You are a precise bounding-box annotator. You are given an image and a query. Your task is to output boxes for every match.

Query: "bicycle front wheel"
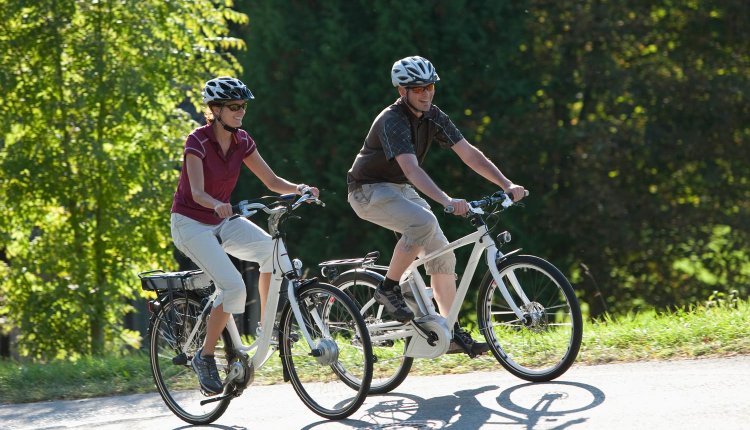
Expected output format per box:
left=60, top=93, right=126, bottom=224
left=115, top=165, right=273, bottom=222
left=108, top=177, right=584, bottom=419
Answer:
left=149, top=296, right=233, bottom=424
left=477, top=254, right=582, bottom=382
left=279, top=281, right=373, bottom=420
left=331, top=270, right=413, bottom=394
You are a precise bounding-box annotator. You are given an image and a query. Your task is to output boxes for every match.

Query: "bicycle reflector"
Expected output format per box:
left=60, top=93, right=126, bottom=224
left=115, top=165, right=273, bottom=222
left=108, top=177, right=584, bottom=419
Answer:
left=292, top=258, right=303, bottom=276
left=147, top=300, right=162, bottom=314
left=496, top=231, right=512, bottom=245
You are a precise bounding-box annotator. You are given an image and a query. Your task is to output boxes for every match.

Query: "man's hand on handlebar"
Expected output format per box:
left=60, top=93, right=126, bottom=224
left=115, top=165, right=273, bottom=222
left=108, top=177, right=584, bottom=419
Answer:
left=444, top=198, right=470, bottom=216
left=505, top=184, right=527, bottom=202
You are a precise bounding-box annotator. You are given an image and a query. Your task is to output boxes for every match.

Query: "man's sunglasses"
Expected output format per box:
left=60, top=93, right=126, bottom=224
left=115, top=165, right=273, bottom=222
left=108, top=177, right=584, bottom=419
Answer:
left=407, top=84, right=435, bottom=94
left=223, top=102, right=248, bottom=112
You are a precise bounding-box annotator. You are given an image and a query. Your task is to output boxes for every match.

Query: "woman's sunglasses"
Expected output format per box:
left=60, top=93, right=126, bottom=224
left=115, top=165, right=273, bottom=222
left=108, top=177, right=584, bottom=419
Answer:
left=223, top=102, right=248, bottom=112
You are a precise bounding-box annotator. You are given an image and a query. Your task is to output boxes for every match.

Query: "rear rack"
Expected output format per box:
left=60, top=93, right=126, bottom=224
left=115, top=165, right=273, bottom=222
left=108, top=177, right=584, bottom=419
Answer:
left=318, top=251, right=388, bottom=280
left=318, top=251, right=384, bottom=269
left=138, top=269, right=214, bottom=293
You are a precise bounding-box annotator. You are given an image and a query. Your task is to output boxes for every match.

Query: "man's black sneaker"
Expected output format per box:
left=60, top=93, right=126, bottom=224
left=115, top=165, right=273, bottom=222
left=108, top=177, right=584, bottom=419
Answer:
left=448, top=323, right=490, bottom=357
left=374, top=283, right=415, bottom=322
left=192, top=348, right=224, bottom=395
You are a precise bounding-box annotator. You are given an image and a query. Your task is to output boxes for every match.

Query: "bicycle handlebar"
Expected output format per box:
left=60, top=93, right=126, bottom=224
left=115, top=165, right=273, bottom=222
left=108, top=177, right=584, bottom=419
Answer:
left=231, top=188, right=324, bottom=218
left=444, top=190, right=529, bottom=214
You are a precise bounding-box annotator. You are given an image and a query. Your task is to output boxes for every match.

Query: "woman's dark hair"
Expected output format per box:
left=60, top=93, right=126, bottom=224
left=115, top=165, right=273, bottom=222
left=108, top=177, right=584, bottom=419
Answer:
left=204, top=102, right=222, bottom=124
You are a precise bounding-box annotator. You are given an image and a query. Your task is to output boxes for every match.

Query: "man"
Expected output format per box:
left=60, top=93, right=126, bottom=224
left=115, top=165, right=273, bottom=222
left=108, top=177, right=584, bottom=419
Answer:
left=346, top=56, right=527, bottom=356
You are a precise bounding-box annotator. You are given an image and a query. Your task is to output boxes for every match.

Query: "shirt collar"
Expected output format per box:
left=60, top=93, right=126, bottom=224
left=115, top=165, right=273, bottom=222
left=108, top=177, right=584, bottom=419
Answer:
left=204, top=123, right=238, bottom=146
left=395, top=97, right=435, bottom=121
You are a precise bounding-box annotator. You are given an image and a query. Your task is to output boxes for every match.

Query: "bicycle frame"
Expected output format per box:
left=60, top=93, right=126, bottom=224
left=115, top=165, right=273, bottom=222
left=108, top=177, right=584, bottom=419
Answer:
left=177, top=206, right=323, bottom=373
left=361, top=215, right=532, bottom=357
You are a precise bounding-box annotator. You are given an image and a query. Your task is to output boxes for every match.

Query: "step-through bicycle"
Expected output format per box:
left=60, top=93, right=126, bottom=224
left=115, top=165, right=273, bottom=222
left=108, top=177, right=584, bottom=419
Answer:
left=319, top=190, right=582, bottom=394
left=138, top=191, right=373, bottom=424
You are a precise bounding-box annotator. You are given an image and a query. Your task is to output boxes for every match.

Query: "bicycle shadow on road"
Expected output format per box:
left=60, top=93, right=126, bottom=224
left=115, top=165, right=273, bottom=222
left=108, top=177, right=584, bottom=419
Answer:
left=172, top=425, right=247, bottom=430
left=302, top=380, right=605, bottom=429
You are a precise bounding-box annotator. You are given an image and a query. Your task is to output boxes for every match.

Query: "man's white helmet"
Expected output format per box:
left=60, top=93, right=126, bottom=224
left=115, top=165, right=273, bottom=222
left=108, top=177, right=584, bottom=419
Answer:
left=202, top=76, right=254, bottom=103
left=391, top=56, right=440, bottom=87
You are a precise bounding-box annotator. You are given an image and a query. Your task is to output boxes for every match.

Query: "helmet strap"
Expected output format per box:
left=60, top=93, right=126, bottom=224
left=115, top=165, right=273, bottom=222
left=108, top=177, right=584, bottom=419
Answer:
left=216, top=116, right=239, bottom=132
left=215, top=106, right=240, bottom=132
left=402, top=91, right=428, bottom=115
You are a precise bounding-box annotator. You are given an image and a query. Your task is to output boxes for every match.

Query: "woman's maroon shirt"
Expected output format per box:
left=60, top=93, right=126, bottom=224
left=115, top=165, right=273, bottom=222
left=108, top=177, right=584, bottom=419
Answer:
left=171, top=124, right=257, bottom=225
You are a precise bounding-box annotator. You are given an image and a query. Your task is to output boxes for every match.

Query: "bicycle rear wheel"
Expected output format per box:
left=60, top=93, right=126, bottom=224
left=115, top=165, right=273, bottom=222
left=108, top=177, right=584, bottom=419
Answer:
left=149, top=296, right=233, bottom=424
left=279, top=281, right=373, bottom=420
left=331, top=270, right=413, bottom=394
left=477, top=254, right=582, bottom=382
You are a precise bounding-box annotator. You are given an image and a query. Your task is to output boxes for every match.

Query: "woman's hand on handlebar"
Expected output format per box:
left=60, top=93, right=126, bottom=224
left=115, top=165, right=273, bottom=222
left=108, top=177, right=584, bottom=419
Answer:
left=213, top=202, right=234, bottom=218
left=296, top=183, right=320, bottom=198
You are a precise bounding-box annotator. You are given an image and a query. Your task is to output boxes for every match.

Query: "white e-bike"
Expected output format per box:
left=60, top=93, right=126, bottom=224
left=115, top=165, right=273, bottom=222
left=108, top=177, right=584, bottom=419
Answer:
left=139, top=191, right=373, bottom=424
left=319, top=191, right=582, bottom=394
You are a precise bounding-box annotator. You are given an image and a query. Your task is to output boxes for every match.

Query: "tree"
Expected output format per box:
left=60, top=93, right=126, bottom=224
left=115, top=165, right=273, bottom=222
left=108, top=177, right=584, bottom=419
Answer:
left=232, top=0, right=749, bottom=318
left=515, top=0, right=750, bottom=315
left=0, top=0, right=247, bottom=359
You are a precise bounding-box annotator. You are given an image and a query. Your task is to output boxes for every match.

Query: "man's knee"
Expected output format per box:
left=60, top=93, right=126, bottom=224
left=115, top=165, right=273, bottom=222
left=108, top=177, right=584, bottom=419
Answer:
left=402, top=216, right=439, bottom=247
left=425, top=252, right=457, bottom=275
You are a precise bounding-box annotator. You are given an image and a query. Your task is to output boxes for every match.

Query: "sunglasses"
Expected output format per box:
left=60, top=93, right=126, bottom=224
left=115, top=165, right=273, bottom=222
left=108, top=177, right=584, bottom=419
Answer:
left=407, top=84, right=435, bottom=94
left=223, top=102, right=247, bottom=112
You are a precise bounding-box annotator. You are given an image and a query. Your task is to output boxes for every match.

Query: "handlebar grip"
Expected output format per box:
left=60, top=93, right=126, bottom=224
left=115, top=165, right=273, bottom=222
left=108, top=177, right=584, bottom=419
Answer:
left=503, top=189, right=530, bottom=202
left=231, top=203, right=243, bottom=215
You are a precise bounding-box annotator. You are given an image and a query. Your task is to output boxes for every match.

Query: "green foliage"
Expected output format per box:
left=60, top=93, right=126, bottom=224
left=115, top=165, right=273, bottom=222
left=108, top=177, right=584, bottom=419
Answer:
left=232, top=0, right=749, bottom=318
left=1, top=0, right=748, bottom=359
left=2, top=297, right=748, bottom=403
left=513, top=0, right=750, bottom=315
left=0, top=352, right=153, bottom=403
left=0, top=0, right=247, bottom=359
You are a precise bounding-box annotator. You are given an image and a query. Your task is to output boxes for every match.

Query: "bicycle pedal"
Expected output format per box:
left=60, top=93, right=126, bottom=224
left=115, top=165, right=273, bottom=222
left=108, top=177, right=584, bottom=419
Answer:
left=374, top=340, right=394, bottom=347
left=172, top=352, right=188, bottom=365
left=199, top=387, right=219, bottom=398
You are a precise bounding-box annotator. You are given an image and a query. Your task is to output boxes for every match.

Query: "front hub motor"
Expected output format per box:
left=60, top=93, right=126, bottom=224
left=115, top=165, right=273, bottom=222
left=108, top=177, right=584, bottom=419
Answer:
left=313, top=338, right=339, bottom=365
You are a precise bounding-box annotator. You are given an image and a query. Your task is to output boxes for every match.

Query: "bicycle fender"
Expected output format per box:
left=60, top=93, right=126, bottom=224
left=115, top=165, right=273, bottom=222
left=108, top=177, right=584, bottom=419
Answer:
left=334, top=268, right=385, bottom=284
left=496, top=248, right=522, bottom=263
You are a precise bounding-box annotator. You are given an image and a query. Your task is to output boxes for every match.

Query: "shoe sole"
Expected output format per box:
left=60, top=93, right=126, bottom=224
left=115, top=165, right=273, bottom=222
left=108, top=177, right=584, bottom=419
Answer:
left=191, top=361, right=223, bottom=395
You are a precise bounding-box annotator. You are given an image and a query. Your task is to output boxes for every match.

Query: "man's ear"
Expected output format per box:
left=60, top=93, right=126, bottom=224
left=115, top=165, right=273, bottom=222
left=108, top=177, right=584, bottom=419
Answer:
left=397, top=86, right=407, bottom=97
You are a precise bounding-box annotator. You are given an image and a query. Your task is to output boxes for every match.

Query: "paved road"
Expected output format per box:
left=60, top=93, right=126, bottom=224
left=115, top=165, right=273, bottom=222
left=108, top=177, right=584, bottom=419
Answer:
left=2, top=355, right=749, bottom=429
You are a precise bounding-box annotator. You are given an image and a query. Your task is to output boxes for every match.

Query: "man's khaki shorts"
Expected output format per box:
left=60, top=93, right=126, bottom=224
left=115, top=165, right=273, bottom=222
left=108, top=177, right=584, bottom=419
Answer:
left=348, top=182, right=456, bottom=275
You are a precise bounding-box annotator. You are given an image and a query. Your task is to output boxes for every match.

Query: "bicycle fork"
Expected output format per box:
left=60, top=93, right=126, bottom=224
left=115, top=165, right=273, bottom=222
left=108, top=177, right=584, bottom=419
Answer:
left=487, top=245, right=534, bottom=325
left=286, top=278, right=339, bottom=364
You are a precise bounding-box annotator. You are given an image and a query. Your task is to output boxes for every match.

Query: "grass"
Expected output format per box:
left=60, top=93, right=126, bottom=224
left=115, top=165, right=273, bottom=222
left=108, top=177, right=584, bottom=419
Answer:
left=1, top=298, right=748, bottom=404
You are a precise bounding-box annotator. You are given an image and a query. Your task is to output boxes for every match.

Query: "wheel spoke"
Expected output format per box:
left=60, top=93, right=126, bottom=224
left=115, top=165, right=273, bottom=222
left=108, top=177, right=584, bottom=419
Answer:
left=327, top=273, right=414, bottom=395
left=149, top=297, right=232, bottom=424
left=478, top=256, right=582, bottom=382
left=281, top=283, right=372, bottom=419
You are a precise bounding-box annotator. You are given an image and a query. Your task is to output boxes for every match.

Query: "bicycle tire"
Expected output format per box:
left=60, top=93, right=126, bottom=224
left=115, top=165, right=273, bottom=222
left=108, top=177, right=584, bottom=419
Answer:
left=279, top=281, right=373, bottom=420
left=330, top=270, right=413, bottom=395
left=149, top=296, right=233, bottom=424
left=477, top=254, right=582, bottom=382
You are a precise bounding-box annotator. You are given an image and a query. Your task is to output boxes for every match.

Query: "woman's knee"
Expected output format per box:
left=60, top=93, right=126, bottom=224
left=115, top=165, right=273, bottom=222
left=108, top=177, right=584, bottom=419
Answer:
left=218, top=278, right=247, bottom=314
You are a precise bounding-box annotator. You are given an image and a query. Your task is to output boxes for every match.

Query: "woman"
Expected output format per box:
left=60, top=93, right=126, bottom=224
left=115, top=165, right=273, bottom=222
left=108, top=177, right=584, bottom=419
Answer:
left=170, top=76, right=319, bottom=395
